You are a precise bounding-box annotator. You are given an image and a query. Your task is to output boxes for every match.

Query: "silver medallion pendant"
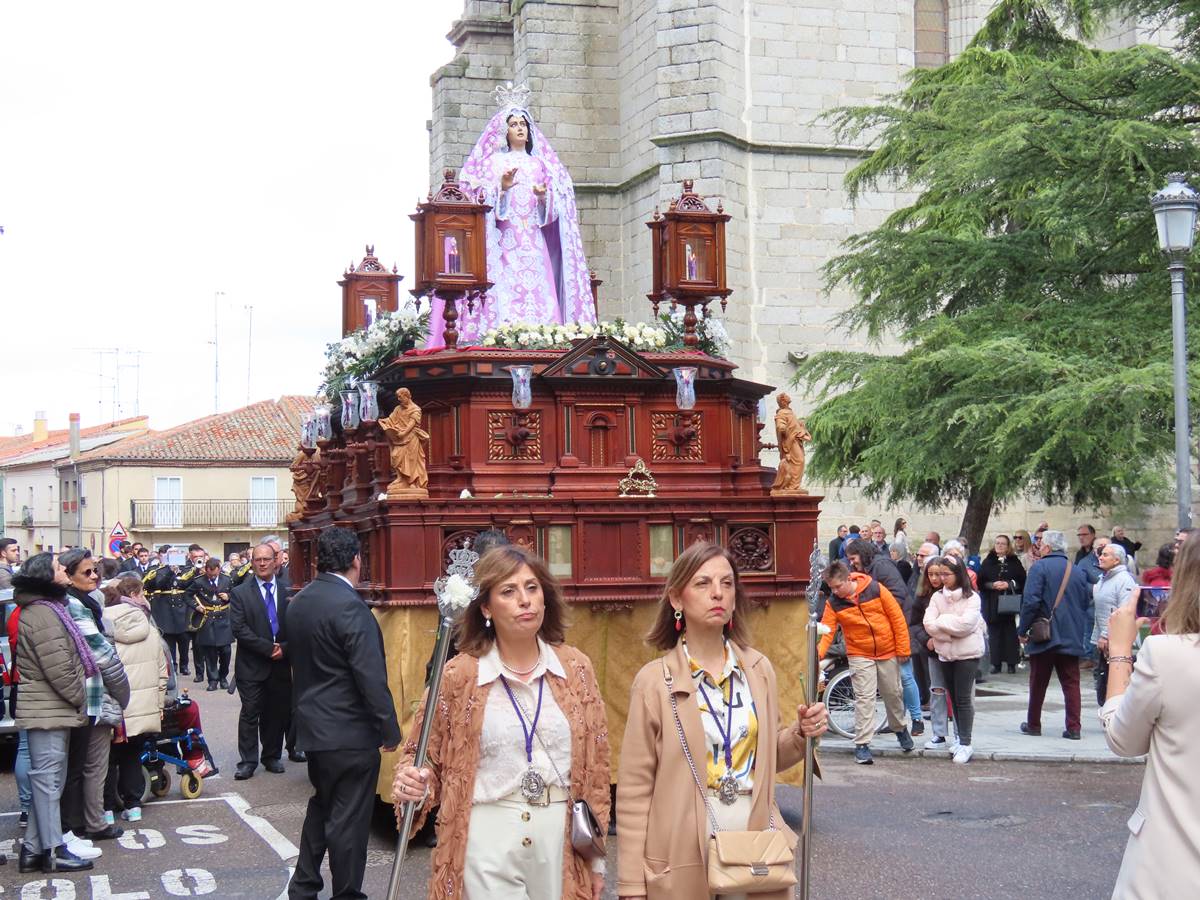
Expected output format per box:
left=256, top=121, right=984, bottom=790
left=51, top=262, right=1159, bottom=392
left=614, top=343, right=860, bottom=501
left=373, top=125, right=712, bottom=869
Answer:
left=521, top=768, right=547, bottom=803
left=718, top=771, right=739, bottom=805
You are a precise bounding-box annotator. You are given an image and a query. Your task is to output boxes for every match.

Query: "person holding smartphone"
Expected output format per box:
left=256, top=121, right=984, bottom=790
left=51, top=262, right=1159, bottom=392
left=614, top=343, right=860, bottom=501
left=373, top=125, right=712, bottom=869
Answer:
left=1100, top=531, right=1200, bottom=897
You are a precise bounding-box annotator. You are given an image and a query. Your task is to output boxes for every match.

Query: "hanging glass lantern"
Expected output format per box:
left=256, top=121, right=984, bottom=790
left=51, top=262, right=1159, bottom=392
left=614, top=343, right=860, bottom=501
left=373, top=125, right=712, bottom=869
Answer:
left=358, top=380, right=381, bottom=423
left=340, top=390, right=361, bottom=430
left=673, top=366, right=698, bottom=410
left=300, top=412, right=316, bottom=450
left=510, top=365, right=533, bottom=410
left=313, top=405, right=333, bottom=442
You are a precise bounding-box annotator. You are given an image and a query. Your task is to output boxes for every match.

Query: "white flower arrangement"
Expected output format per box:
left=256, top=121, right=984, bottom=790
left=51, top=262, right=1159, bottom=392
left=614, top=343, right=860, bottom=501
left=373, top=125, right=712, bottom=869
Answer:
left=480, top=319, right=669, bottom=352
left=660, top=304, right=733, bottom=359
left=438, top=573, right=476, bottom=613
left=319, top=297, right=430, bottom=396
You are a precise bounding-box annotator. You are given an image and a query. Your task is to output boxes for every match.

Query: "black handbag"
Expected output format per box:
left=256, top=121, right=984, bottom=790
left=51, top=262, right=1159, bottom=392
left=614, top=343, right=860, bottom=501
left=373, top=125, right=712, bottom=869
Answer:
left=997, top=593, right=1023, bottom=615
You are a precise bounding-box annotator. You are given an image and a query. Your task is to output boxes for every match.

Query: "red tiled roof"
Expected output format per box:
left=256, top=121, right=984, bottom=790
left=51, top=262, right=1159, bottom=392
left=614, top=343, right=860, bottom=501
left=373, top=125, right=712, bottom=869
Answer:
left=71, top=397, right=317, bottom=465
left=0, top=416, right=148, bottom=463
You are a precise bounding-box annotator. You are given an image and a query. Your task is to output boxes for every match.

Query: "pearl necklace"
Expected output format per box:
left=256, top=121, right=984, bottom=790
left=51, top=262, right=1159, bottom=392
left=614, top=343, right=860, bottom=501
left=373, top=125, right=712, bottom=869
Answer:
left=499, top=654, right=538, bottom=678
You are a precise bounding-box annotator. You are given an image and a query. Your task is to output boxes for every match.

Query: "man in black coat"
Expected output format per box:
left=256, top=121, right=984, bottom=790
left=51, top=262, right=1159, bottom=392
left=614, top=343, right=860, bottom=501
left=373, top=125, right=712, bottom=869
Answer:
left=286, top=526, right=400, bottom=900
left=229, top=543, right=291, bottom=779
left=187, top=557, right=234, bottom=691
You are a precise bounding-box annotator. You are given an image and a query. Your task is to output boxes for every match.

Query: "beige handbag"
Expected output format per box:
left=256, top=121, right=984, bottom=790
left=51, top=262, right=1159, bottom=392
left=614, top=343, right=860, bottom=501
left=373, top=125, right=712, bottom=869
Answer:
left=663, top=662, right=798, bottom=894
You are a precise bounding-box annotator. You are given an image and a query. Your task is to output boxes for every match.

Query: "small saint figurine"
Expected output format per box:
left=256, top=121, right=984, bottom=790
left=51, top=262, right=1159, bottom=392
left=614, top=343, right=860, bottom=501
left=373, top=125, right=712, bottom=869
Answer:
left=770, top=393, right=811, bottom=495
left=286, top=447, right=316, bottom=521
left=380, top=387, right=430, bottom=498
left=685, top=242, right=698, bottom=281
left=444, top=235, right=461, bottom=275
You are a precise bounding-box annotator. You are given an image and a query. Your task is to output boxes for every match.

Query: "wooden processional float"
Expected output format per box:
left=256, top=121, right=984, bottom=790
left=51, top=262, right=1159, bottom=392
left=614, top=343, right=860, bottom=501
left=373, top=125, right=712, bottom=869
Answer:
left=286, top=176, right=822, bottom=807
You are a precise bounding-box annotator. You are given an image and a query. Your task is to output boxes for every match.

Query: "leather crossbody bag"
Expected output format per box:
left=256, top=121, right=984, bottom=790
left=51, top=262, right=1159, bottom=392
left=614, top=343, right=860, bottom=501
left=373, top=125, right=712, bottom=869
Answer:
left=1029, top=561, right=1072, bottom=643
left=663, top=662, right=797, bottom=894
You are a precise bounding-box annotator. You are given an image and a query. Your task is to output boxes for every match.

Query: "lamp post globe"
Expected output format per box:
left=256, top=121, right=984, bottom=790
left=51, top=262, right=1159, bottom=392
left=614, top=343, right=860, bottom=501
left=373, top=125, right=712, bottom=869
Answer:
left=1151, top=173, right=1199, bottom=530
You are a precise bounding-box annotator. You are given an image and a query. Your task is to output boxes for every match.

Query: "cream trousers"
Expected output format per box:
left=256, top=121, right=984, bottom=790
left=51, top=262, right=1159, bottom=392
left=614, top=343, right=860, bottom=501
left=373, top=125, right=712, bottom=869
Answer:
left=849, top=655, right=909, bottom=745
left=464, top=797, right=567, bottom=900
left=706, top=792, right=753, bottom=900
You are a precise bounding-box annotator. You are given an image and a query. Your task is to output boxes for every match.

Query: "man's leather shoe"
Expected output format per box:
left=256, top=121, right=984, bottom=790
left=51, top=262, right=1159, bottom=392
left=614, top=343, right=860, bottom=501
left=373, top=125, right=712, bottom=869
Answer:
left=219, top=678, right=228, bottom=689
left=82, top=825, right=123, bottom=841
left=179, top=666, right=189, bottom=676
left=1020, top=722, right=1042, bottom=736
left=234, top=766, right=255, bottom=781
left=45, top=845, right=94, bottom=872
left=193, top=673, right=205, bottom=683
left=288, top=750, right=307, bottom=763
left=263, top=760, right=285, bottom=774
left=1063, top=730, right=1082, bottom=740
left=206, top=682, right=218, bottom=691
left=18, top=845, right=44, bottom=873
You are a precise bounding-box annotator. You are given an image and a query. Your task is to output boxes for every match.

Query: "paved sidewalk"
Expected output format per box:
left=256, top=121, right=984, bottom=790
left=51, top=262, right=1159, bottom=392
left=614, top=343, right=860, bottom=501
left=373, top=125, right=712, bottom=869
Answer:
left=820, top=666, right=1146, bottom=765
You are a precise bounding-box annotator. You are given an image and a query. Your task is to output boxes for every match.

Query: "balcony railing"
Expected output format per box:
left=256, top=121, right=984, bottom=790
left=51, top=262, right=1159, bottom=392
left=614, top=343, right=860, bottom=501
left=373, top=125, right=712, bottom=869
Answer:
left=130, top=499, right=292, bottom=530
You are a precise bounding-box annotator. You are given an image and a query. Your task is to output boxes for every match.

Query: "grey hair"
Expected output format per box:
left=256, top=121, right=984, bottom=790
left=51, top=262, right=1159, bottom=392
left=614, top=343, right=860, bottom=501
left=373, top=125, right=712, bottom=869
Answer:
left=1103, top=543, right=1127, bottom=564
left=943, top=539, right=966, bottom=558
left=1042, top=530, right=1068, bottom=552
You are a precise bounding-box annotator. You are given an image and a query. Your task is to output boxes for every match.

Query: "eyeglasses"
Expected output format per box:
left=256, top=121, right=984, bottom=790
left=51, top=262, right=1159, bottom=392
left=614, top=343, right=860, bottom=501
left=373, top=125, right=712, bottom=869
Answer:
left=80, top=568, right=97, bottom=576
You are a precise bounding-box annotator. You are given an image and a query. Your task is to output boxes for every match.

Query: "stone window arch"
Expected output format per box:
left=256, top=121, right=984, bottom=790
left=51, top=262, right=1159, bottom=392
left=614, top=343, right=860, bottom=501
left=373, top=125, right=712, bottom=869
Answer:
left=915, top=0, right=950, bottom=68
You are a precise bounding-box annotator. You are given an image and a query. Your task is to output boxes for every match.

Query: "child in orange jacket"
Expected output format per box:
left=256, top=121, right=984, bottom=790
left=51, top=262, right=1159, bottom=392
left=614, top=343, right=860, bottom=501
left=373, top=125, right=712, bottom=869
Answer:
left=819, top=561, right=913, bottom=764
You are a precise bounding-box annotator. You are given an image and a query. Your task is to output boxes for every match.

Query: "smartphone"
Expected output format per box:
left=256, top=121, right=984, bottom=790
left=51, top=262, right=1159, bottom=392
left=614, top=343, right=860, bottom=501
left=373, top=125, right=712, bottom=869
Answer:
left=1136, top=586, right=1169, bottom=619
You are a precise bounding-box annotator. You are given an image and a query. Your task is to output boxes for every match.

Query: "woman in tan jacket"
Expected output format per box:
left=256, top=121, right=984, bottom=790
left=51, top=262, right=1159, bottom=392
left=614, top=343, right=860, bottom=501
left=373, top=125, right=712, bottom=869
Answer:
left=102, top=574, right=171, bottom=818
left=617, top=542, right=828, bottom=900
left=393, top=545, right=610, bottom=899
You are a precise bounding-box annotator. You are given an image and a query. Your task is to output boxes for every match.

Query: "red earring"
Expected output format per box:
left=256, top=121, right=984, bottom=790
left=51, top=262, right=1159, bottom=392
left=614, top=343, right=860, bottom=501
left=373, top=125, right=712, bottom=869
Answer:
left=674, top=609, right=683, bottom=632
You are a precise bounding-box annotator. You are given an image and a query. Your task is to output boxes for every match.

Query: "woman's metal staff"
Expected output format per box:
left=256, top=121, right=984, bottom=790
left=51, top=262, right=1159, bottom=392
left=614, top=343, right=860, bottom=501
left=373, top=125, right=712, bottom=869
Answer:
left=799, top=540, right=827, bottom=900
left=385, top=544, right=479, bottom=900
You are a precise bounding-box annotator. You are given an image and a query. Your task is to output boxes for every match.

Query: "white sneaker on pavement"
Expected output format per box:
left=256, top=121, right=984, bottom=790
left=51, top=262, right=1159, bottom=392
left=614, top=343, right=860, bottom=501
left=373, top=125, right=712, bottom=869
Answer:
left=63, top=832, right=102, bottom=860
left=952, top=744, right=974, bottom=764
left=121, top=807, right=142, bottom=822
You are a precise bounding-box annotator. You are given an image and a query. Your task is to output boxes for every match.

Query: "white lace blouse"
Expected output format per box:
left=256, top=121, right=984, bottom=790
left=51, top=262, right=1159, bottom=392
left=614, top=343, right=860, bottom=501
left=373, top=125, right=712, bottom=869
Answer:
left=472, top=638, right=572, bottom=805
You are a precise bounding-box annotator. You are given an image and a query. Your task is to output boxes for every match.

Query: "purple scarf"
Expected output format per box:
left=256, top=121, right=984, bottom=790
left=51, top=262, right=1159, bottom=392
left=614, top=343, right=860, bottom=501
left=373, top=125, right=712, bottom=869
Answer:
left=32, top=599, right=99, bottom=678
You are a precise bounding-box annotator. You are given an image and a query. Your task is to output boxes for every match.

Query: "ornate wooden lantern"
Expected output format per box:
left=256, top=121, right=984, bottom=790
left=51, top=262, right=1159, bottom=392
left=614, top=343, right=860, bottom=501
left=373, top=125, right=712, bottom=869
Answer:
left=411, top=169, right=492, bottom=350
left=339, top=245, right=402, bottom=338
left=646, top=180, right=732, bottom=348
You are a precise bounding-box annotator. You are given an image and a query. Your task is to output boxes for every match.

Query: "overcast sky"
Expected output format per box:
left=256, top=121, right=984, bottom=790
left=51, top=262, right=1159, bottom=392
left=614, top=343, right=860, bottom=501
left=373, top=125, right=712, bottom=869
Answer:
left=0, top=2, right=460, bottom=437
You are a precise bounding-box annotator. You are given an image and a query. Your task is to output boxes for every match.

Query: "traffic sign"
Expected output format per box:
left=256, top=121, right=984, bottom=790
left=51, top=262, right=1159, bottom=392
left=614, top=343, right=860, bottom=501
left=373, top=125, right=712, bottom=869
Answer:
left=109, top=521, right=129, bottom=556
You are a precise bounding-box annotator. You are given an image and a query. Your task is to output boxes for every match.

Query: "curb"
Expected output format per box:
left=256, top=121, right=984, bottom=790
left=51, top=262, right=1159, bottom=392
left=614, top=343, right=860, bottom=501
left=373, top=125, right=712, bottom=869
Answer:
left=819, top=742, right=1146, bottom=765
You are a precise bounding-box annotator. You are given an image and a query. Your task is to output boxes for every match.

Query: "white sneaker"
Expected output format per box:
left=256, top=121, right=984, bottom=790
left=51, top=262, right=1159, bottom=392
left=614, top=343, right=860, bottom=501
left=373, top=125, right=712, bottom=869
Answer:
left=952, top=744, right=974, bottom=764
left=63, top=832, right=102, bottom=860
left=924, top=736, right=952, bottom=751
left=103, top=810, right=115, bottom=826
left=121, top=807, right=142, bottom=822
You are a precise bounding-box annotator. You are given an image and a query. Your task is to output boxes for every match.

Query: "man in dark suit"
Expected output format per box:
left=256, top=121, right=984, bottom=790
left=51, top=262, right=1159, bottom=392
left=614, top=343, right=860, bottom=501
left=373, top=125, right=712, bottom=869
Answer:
left=286, top=526, right=400, bottom=900
left=259, top=534, right=303, bottom=762
left=229, top=542, right=291, bottom=779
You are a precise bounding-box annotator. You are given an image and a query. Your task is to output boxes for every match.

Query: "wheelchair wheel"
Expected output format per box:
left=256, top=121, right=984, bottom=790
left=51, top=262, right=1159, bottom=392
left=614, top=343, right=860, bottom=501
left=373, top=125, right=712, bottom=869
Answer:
left=824, top=667, right=887, bottom=740
left=181, top=771, right=203, bottom=799
left=149, top=767, right=172, bottom=798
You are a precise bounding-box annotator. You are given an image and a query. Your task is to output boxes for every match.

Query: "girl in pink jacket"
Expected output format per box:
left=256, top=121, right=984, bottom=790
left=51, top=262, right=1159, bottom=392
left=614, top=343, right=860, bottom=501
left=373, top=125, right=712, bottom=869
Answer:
left=923, top=555, right=985, bottom=764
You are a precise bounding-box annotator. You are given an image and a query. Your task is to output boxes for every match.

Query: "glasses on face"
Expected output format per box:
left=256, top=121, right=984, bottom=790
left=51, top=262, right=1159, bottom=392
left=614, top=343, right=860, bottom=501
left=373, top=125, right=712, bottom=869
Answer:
left=80, top=567, right=97, bottom=576
left=1077, top=532, right=1090, bottom=538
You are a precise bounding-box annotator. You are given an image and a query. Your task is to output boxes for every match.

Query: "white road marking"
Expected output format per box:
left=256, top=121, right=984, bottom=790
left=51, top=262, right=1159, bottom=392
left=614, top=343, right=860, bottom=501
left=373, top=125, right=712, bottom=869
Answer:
left=219, top=792, right=299, bottom=860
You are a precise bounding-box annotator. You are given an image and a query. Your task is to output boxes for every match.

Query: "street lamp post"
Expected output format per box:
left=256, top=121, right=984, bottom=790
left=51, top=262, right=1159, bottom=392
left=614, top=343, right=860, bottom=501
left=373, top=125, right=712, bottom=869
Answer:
left=1151, top=174, right=1199, bottom=531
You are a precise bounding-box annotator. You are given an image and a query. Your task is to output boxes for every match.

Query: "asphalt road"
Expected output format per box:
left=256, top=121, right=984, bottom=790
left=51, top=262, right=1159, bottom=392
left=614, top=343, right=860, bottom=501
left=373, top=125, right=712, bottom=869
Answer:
left=1, top=675, right=1145, bottom=898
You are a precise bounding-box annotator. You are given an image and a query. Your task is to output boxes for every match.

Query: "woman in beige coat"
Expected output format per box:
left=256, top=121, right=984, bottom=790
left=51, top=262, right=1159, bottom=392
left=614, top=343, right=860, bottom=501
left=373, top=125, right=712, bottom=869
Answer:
left=1100, top=531, right=1200, bottom=899
left=617, top=542, right=828, bottom=900
left=102, top=574, right=169, bottom=818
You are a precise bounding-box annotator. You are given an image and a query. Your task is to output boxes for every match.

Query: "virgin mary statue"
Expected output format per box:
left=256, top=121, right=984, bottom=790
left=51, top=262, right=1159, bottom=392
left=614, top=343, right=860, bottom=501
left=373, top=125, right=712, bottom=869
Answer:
left=424, top=82, right=597, bottom=348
